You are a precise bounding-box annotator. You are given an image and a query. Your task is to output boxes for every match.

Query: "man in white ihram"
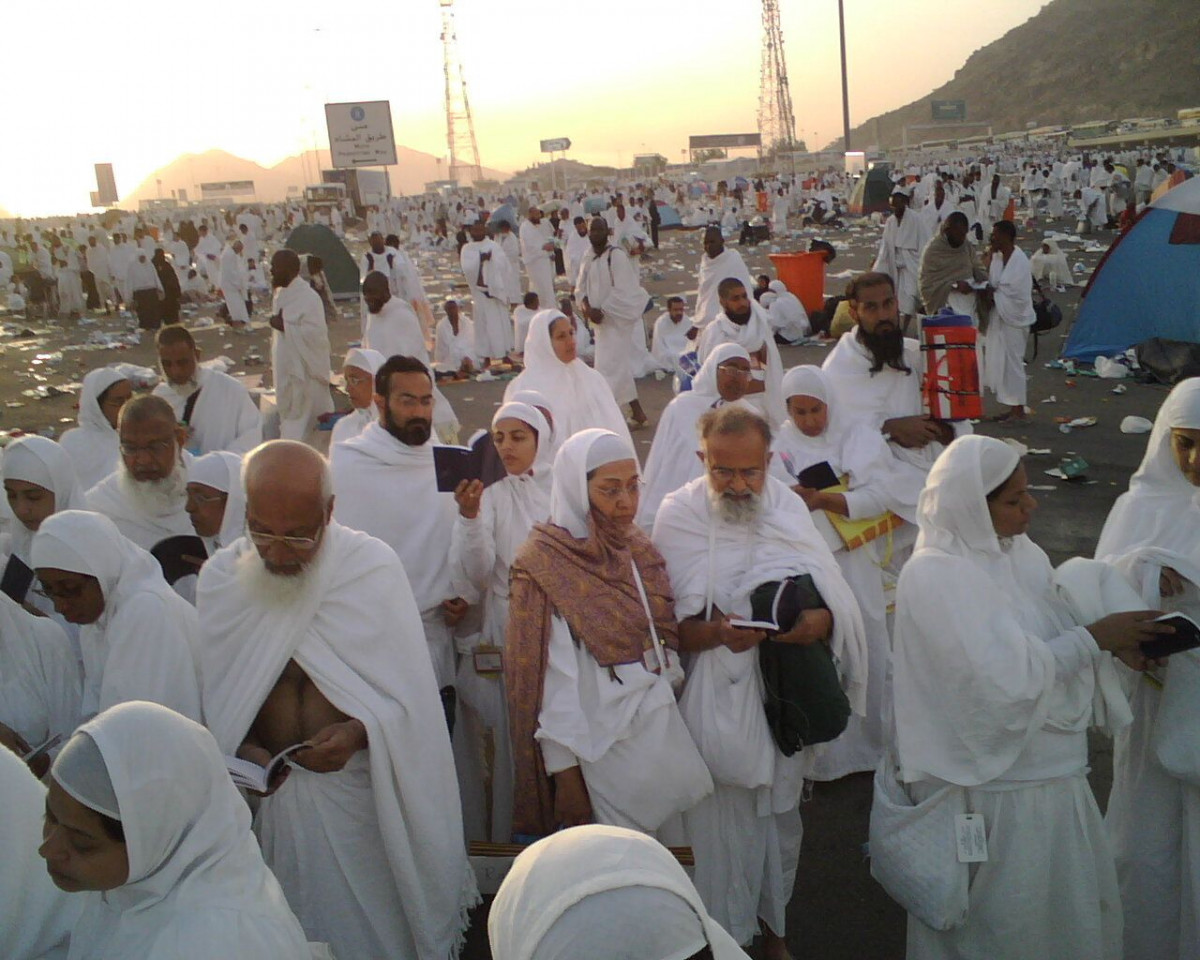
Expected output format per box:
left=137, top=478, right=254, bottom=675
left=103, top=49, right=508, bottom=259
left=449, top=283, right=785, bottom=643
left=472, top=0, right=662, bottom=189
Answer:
left=653, top=405, right=866, bottom=960
left=268, top=249, right=333, bottom=445
left=695, top=226, right=755, bottom=327
left=197, top=440, right=478, bottom=960
left=981, top=219, right=1036, bottom=423
left=520, top=203, right=557, bottom=308
left=872, top=187, right=932, bottom=331
left=460, top=216, right=519, bottom=368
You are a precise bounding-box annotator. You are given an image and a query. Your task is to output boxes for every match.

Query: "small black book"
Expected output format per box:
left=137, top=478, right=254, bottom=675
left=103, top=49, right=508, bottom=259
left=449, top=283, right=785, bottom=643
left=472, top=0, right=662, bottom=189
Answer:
left=151, top=535, right=208, bottom=585
left=1142, top=613, right=1200, bottom=660
left=433, top=430, right=507, bottom=493
left=796, top=460, right=840, bottom=491
left=0, top=554, right=35, bottom=603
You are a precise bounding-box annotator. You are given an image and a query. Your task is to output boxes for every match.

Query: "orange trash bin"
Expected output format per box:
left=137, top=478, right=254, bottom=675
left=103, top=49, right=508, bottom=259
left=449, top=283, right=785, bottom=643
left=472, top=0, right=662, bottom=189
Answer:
left=768, top=252, right=826, bottom=315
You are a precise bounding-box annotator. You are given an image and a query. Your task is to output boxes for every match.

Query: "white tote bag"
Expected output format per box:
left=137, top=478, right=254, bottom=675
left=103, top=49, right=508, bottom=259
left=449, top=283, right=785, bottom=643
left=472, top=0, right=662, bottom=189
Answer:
left=868, top=747, right=970, bottom=931
left=1153, top=650, right=1200, bottom=788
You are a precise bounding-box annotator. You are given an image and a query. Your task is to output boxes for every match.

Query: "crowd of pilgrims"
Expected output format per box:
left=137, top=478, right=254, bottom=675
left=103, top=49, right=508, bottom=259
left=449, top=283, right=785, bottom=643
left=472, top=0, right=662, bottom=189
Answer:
left=2, top=157, right=1198, bottom=960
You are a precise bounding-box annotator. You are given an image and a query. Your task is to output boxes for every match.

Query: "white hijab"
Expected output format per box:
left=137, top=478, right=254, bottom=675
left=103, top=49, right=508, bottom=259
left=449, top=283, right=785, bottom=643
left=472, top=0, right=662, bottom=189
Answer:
left=60, top=369, right=127, bottom=490
left=508, top=387, right=560, bottom=456
left=2, top=435, right=87, bottom=561
left=488, top=824, right=748, bottom=960
left=187, top=451, right=245, bottom=552
left=504, top=310, right=633, bottom=451
left=489, top=402, right=554, bottom=566
left=51, top=701, right=310, bottom=960
left=550, top=429, right=636, bottom=539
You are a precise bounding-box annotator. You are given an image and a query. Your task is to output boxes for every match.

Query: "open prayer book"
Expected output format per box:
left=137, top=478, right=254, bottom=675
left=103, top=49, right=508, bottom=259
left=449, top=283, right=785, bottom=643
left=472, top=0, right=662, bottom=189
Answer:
left=225, top=743, right=309, bottom=793
left=433, top=429, right=507, bottom=493
left=729, top=579, right=793, bottom=633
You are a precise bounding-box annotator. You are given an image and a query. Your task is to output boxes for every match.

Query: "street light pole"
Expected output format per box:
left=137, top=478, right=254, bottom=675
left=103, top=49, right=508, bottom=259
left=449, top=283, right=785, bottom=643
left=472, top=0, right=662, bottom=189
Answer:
left=838, top=0, right=851, bottom=152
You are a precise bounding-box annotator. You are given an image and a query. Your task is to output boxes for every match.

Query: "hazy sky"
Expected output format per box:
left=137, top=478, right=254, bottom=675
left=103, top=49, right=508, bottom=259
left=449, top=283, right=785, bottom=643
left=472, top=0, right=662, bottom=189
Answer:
left=4, top=0, right=1050, bottom=216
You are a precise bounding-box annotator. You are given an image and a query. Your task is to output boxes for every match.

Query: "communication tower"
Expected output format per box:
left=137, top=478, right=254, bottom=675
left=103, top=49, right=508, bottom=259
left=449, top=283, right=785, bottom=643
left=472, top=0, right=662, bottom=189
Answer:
left=757, top=0, right=798, bottom=159
left=439, top=0, right=483, bottom=186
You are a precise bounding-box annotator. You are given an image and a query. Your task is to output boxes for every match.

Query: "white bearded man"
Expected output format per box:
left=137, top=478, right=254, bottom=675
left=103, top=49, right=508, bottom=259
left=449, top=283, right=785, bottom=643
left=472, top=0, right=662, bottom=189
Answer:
left=268, top=249, right=333, bottom=445
left=872, top=188, right=932, bottom=330
left=695, top=226, right=755, bottom=328
left=652, top=405, right=866, bottom=960
left=152, top=324, right=262, bottom=456
left=460, top=216, right=519, bottom=367
left=196, top=440, right=478, bottom=960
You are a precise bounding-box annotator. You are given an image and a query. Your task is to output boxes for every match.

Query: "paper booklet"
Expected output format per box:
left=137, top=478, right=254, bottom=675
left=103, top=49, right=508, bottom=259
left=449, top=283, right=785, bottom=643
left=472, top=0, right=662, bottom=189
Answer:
left=225, top=743, right=309, bottom=793
left=1143, top=612, right=1200, bottom=660
left=729, top=580, right=788, bottom=633
left=433, top=429, right=507, bottom=493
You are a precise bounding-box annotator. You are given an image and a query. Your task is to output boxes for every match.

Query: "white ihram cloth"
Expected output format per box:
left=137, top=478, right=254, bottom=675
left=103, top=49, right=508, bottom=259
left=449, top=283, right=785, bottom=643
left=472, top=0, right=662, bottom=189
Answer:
left=152, top=366, right=261, bottom=456
left=186, top=451, right=245, bottom=554
left=330, top=347, right=386, bottom=449
left=636, top=343, right=751, bottom=531
left=520, top=219, right=557, bottom=307
left=60, top=368, right=126, bottom=490
left=1030, top=240, right=1071, bottom=287
left=461, top=238, right=518, bottom=359
left=1094, top=377, right=1200, bottom=960
left=488, top=824, right=750, bottom=960
left=695, top=247, right=754, bottom=328
left=198, top=523, right=477, bottom=960
left=765, top=280, right=809, bottom=342
left=575, top=244, right=649, bottom=406
left=982, top=246, right=1035, bottom=408
left=52, top=702, right=311, bottom=960
left=872, top=209, right=932, bottom=315
left=649, top=310, right=695, bottom=373
left=2, top=747, right=80, bottom=960
left=362, top=299, right=458, bottom=436
left=219, top=247, right=248, bottom=325
left=891, top=435, right=1126, bottom=960
left=822, top=330, right=971, bottom=474
left=31, top=511, right=200, bottom=724
left=769, top=366, right=924, bottom=779
left=503, top=310, right=633, bottom=451
left=330, top=422, right=461, bottom=687
left=434, top=315, right=478, bottom=371
left=652, top=475, right=866, bottom=943
left=695, top=305, right=786, bottom=425
left=450, top=402, right=553, bottom=843
left=85, top=461, right=194, bottom=552
left=534, top=430, right=712, bottom=835
left=271, top=275, right=333, bottom=444
left=0, top=589, right=81, bottom=756
left=511, top=305, right=537, bottom=354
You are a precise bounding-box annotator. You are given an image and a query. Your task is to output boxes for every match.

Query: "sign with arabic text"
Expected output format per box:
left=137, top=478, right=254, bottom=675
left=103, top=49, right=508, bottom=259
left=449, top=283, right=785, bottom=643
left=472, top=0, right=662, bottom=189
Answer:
left=325, top=101, right=398, bottom=168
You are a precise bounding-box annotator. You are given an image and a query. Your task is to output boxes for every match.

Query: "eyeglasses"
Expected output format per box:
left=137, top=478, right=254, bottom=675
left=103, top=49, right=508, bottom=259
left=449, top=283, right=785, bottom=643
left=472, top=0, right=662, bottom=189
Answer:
left=709, top=467, right=765, bottom=483
left=590, top=478, right=644, bottom=501
left=245, top=523, right=323, bottom=551
left=345, top=372, right=373, bottom=387
left=716, top=363, right=752, bottom=377
left=33, top=580, right=86, bottom=601
left=119, top=440, right=175, bottom=458
left=186, top=489, right=227, bottom=506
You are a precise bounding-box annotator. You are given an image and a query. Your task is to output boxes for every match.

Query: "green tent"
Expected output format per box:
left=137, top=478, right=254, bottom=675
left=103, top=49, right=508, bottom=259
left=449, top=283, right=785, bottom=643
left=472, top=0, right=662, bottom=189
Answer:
left=285, top=224, right=359, bottom=300
left=848, top=164, right=893, bottom=217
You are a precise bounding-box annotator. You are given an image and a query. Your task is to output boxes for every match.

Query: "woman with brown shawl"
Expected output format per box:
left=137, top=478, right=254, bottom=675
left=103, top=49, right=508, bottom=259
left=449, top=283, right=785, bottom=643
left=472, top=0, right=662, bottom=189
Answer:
left=507, top=429, right=712, bottom=841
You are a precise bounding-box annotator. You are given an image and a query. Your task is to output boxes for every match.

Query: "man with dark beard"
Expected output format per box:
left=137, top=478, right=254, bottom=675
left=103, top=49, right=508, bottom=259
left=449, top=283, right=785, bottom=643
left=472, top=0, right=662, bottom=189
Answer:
left=821, top=272, right=970, bottom=473
left=328, top=355, right=469, bottom=698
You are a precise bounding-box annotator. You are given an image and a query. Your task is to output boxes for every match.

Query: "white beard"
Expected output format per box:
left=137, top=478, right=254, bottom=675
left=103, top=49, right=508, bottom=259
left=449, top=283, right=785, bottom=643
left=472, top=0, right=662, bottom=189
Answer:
left=118, top=460, right=187, bottom=517
left=234, top=536, right=326, bottom=608
left=707, top=482, right=763, bottom=527
left=166, top=377, right=199, bottom=397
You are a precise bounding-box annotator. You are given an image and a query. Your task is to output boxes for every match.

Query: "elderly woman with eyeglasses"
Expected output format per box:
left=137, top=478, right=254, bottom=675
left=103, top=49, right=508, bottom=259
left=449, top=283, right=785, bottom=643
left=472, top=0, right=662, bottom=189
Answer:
left=30, top=510, right=201, bottom=724
left=506, top=429, right=713, bottom=842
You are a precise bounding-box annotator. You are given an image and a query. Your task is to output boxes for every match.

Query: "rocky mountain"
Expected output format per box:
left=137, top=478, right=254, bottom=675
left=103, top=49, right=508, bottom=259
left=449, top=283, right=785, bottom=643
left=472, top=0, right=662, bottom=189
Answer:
left=123, top=147, right=510, bottom=205
left=830, top=0, right=1200, bottom=151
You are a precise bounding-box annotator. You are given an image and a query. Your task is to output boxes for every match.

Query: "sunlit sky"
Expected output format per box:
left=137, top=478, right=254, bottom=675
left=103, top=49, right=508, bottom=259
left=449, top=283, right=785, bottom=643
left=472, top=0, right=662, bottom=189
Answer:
left=5, top=0, right=1050, bottom=217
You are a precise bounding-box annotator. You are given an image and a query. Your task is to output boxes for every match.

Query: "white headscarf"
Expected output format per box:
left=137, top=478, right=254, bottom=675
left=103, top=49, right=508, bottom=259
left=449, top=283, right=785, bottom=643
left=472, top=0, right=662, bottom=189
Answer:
left=1, top=434, right=86, bottom=560
left=187, top=451, right=245, bottom=551
left=504, top=310, right=633, bottom=451
left=691, top=342, right=751, bottom=401
left=344, top=347, right=386, bottom=389
left=60, top=368, right=128, bottom=490
left=50, top=701, right=309, bottom=960
left=488, top=824, right=748, bottom=960
left=509, top=388, right=559, bottom=446
left=550, top=429, right=636, bottom=539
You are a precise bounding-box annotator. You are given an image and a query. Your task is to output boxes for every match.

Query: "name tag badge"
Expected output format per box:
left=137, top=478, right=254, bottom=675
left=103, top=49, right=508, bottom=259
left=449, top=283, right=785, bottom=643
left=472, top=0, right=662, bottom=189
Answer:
left=954, top=813, right=988, bottom=863
left=473, top=646, right=504, bottom=675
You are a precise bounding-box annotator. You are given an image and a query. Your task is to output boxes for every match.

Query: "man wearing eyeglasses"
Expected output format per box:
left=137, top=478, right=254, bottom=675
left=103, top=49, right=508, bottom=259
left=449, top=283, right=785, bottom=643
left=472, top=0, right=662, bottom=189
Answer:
left=196, top=440, right=476, bottom=960
left=651, top=405, right=867, bottom=960
left=85, top=395, right=197, bottom=599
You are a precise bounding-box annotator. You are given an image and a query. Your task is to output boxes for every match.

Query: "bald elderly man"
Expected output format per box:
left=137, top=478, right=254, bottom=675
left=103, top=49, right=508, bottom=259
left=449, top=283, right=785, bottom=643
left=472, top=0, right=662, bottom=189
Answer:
left=196, top=440, right=478, bottom=960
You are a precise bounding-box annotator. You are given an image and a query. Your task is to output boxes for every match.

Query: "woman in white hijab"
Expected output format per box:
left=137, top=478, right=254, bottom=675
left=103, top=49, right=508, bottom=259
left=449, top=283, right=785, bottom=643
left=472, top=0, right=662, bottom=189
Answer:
left=330, top=347, right=386, bottom=448
left=509, top=387, right=560, bottom=458
left=185, top=452, right=246, bottom=555
left=40, top=700, right=311, bottom=959
left=769, top=366, right=923, bottom=780
left=450, top=401, right=554, bottom=843
left=1094, top=377, right=1200, bottom=960
left=59, top=369, right=132, bottom=491
left=1030, top=238, right=1071, bottom=289
left=31, top=511, right=201, bottom=724
left=504, top=310, right=634, bottom=452
left=489, top=824, right=749, bottom=960
left=891, top=434, right=1165, bottom=960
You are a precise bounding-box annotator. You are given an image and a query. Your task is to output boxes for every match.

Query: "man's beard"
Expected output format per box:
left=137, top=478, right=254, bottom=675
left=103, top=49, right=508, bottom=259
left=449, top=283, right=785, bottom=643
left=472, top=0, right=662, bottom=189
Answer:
left=857, top=323, right=911, bottom=375
left=382, top=405, right=432, bottom=446
left=166, top=376, right=198, bottom=397
left=708, top=482, right=763, bottom=527
left=726, top=306, right=752, bottom=325
left=118, top=459, right=187, bottom=516
left=235, top=538, right=325, bottom=606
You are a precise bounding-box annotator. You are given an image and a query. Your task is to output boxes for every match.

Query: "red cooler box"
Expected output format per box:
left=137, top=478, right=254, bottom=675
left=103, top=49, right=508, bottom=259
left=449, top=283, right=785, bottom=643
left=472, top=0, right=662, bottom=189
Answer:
left=921, top=310, right=982, bottom=421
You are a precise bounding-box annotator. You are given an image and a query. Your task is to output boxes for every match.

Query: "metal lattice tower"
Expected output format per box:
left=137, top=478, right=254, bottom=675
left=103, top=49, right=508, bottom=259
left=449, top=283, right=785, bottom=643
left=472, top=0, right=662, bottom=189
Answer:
left=757, top=0, right=798, bottom=159
left=439, top=0, right=483, bottom=186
